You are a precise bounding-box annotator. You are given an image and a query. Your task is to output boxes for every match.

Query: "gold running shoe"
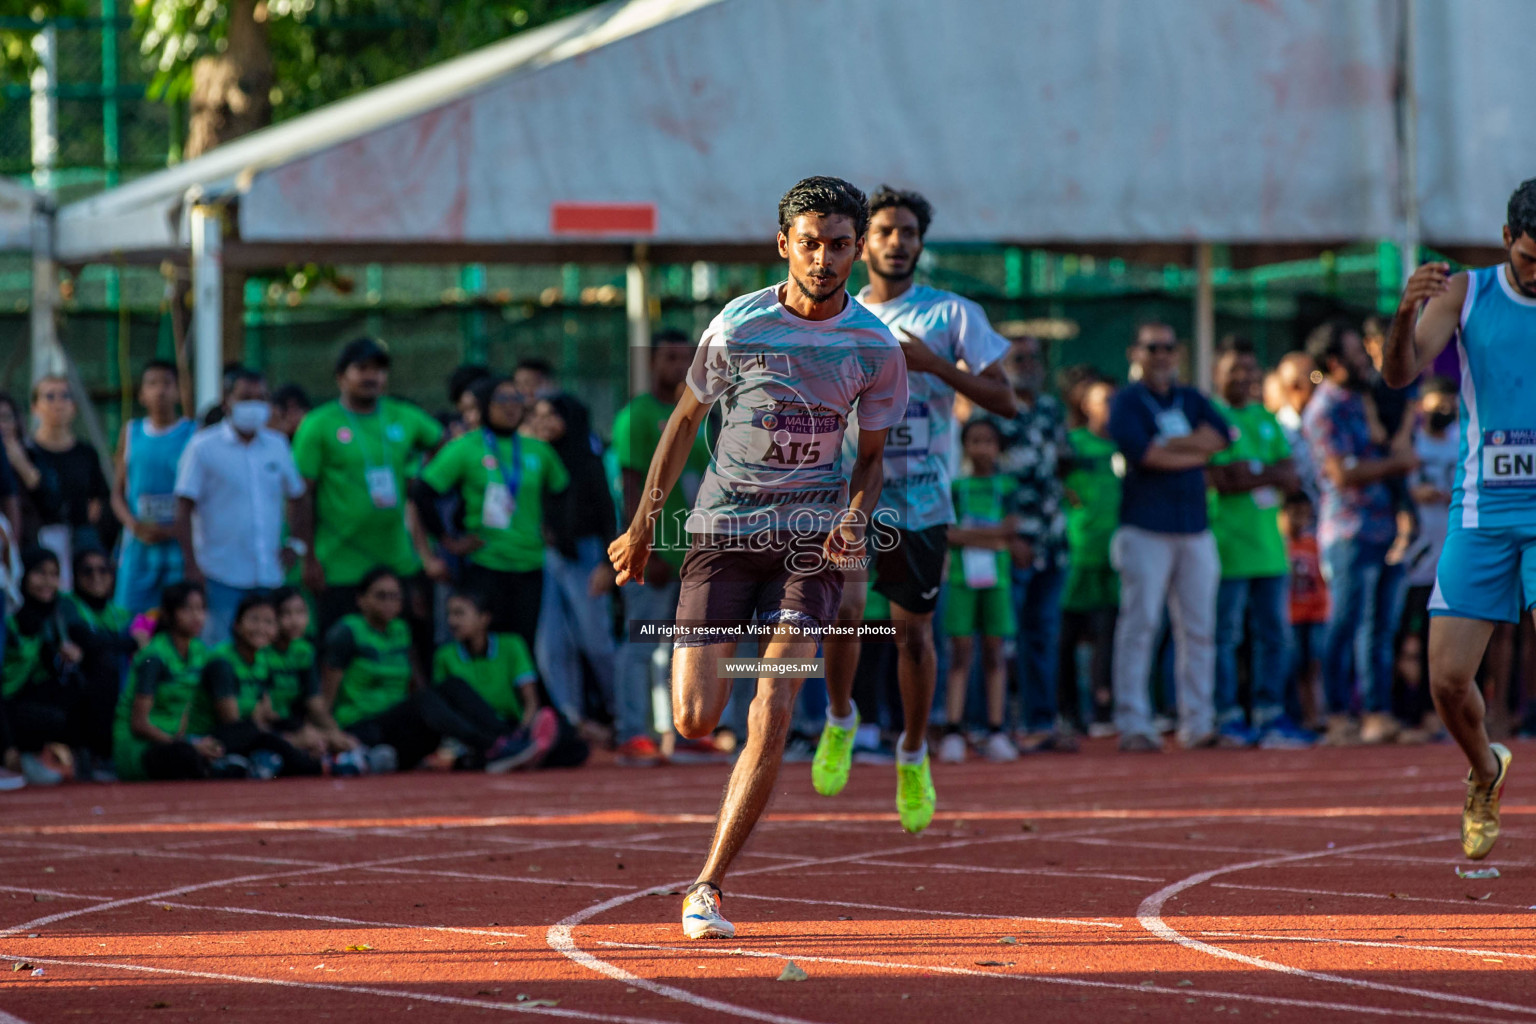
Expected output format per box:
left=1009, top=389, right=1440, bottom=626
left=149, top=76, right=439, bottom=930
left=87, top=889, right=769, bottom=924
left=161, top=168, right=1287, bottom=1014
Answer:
left=1462, top=743, right=1513, bottom=860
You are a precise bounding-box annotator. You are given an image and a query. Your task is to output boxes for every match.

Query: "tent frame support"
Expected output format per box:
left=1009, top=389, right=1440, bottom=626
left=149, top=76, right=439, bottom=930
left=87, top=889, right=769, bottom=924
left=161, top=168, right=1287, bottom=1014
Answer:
left=190, top=204, right=224, bottom=415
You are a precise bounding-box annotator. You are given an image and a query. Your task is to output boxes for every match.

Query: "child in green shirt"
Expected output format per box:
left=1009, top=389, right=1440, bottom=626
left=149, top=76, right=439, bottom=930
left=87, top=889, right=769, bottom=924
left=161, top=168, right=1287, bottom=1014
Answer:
left=939, top=420, right=1020, bottom=764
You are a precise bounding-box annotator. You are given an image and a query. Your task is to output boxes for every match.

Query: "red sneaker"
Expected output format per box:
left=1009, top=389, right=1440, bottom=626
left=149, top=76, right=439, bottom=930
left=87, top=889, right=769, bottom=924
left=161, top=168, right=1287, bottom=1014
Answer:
left=616, top=736, right=661, bottom=766
left=670, top=736, right=732, bottom=765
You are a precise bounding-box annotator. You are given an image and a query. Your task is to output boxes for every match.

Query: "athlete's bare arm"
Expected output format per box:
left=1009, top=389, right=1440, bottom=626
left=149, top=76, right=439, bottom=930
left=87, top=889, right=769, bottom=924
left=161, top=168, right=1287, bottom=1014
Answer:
left=609, top=389, right=710, bottom=586
left=896, top=330, right=1017, bottom=416
left=827, top=426, right=888, bottom=567
left=1382, top=263, right=1467, bottom=389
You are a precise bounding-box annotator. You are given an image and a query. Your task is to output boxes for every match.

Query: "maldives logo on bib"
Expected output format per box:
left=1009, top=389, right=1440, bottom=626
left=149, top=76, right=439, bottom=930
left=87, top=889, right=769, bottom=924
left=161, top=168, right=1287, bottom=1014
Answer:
left=1483, top=429, right=1536, bottom=488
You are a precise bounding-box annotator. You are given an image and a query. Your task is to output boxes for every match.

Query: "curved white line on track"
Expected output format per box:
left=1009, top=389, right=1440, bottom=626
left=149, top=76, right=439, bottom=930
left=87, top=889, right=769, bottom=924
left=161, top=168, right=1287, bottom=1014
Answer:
left=593, top=939, right=1503, bottom=1024
left=1137, top=833, right=1536, bottom=1018
left=1197, top=930, right=1536, bottom=961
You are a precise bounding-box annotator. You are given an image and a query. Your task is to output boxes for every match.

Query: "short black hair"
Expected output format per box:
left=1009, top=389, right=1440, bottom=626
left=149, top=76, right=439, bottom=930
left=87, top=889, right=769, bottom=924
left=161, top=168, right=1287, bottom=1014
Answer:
left=141, top=358, right=178, bottom=382
left=448, top=588, right=494, bottom=616
left=1283, top=490, right=1314, bottom=509
left=272, top=585, right=306, bottom=611
left=157, top=580, right=205, bottom=634
left=233, top=592, right=277, bottom=629
left=960, top=417, right=1003, bottom=445
left=271, top=383, right=311, bottom=411
left=358, top=566, right=402, bottom=597
left=651, top=328, right=689, bottom=347
left=1508, top=178, right=1536, bottom=242
left=1218, top=334, right=1255, bottom=356
left=777, top=176, right=869, bottom=239
left=514, top=357, right=554, bottom=378
left=1422, top=374, right=1458, bottom=397
left=1304, top=319, right=1357, bottom=370
left=225, top=366, right=265, bottom=391
left=867, top=185, right=933, bottom=239
left=448, top=364, right=492, bottom=404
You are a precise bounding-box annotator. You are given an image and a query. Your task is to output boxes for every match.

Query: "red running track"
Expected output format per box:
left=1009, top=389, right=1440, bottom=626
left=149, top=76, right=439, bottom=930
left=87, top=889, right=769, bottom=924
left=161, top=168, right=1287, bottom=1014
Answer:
left=0, top=741, right=1531, bottom=1023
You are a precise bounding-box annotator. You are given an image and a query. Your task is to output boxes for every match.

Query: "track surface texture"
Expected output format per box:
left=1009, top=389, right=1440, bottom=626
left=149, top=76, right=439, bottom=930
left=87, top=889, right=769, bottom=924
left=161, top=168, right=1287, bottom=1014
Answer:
left=0, top=741, right=1531, bottom=1023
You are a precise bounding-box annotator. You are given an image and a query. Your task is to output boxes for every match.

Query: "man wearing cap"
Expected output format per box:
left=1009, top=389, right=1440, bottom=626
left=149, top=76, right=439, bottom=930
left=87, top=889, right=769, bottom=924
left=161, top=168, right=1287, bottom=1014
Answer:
left=291, top=338, right=445, bottom=657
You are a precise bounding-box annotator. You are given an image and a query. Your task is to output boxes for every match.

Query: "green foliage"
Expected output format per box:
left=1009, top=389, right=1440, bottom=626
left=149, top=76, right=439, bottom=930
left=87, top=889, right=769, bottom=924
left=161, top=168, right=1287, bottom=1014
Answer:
left=137, top=0, right=600, bottom=116
left=0, top=0, right=93, bottom=87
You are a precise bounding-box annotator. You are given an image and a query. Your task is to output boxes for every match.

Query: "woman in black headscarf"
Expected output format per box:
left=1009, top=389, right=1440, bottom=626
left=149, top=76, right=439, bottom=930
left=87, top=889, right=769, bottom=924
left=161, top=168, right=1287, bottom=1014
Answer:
left=527, top=393, right=617, bottom=727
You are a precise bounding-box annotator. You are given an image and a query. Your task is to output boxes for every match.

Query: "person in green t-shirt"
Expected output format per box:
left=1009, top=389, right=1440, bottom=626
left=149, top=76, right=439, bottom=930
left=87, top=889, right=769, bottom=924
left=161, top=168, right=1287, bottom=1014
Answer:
left=609, top=332, right=713, bottom=764
left=266, top=586, right=365, bottom=766
left=321, top=568, right=523, bottom=771
left=431, top=589, right=574, bottom=771
left=198, top=594, right=322, bottom=778
left=415, top=375, right=567, bottom=648
left=113, top=581, right=238, bottom=781
left=291, top=337, right=445, bottom=659
left=1059, top=378, right=1121, bottom=734
left=1207, top=341, right=1306, bottom=748
left=939, top=420, right=1020, bottom=765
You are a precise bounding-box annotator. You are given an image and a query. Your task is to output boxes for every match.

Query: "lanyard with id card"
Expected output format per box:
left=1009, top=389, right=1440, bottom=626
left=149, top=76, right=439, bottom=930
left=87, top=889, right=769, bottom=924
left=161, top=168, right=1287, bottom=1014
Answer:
left=481, top=430, right=523, bottom=530
left=349, top=410, right=400, bottom=510
left=1143, top=390, right=1192, bottom=441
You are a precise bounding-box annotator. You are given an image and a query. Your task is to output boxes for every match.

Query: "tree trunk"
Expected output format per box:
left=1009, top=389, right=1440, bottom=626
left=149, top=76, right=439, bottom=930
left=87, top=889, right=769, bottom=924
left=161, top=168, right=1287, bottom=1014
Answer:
left=185, top=0, right=273, bottom=366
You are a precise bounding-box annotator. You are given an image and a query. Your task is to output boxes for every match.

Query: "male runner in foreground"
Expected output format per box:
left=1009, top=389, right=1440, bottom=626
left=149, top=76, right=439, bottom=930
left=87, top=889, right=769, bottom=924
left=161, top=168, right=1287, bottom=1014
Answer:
left=1380, top=178, right=1532, bottom=859
left=609, top=177, right=907, bottom=938
left=810, top=186, right=1016, bottom=832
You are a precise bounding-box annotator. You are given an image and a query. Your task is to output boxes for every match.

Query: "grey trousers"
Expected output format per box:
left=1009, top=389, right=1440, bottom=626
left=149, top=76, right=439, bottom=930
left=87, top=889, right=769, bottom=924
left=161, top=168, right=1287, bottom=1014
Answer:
left=1110, top=525, right=1219, bottom=745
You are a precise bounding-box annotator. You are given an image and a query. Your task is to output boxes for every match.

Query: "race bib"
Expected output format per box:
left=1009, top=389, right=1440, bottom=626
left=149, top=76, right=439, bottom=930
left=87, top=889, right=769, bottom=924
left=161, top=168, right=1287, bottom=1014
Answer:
left=1252, top=486, right=1280, bottom=510
left=482, top=482, right=515, bottom=529
left=1482, top=430, right=1536, bottom=489
left=1154, top=407, right=1192, bottom=440
left=887, top=400, right=931, bottom=455
left=136, top=493, right=177, bottom=524
left=961, top=547, right=998, bottom=589
left=749, top=410, right=843, bottom=469
left=365, top=467, right=399, bottom=509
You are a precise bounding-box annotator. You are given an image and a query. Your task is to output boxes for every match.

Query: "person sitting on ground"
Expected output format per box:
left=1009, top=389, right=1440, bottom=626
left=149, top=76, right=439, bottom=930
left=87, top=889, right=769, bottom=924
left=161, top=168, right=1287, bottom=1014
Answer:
left=939, top=419, right=1021, bottom=764
left=66, top=547, right=137, bottom=681
left=433, top=589, right=567, bottom=771
left=321, top=567, right=529, bottom=772
left=197, top=594, right=323, bottom=778
left=266, top=586, right=373, bottom=768
left=113, top=581, right=242, bottom=781
left=1, top=548, right=102, bottom=784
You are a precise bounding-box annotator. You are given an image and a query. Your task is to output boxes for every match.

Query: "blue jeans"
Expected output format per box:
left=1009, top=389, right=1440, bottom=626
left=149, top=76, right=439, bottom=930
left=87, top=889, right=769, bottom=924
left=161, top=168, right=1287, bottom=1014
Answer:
left=1321, top=538, right=1400, bottom=716
left=535, top=536, right=615, bottom=725
left=202, top=578, right=264, bottom=646
left=1013, top=563, right=1066, bottom=732
left=1215, top=575, right=1293, bottom=727
left=613, top=577, right=681, bottom=742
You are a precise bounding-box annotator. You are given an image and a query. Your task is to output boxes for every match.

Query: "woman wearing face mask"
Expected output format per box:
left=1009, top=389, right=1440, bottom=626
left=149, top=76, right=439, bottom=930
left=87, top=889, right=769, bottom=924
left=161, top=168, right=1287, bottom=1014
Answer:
left=528, top=394, right=618, bottom=727
left=24, top=376, right=113, bottom=574
left=1, top=548, right=96, bottom=785
left=414, top=376, right=569, bottom=649
left=174, top=368, right=307, bottom=645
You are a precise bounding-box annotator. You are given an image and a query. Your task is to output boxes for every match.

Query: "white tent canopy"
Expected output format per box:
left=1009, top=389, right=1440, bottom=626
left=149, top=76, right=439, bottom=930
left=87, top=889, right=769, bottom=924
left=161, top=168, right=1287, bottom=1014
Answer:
left=0, top=177, right=35, bottom=252
left=58, top=0, right=1420, bottom=267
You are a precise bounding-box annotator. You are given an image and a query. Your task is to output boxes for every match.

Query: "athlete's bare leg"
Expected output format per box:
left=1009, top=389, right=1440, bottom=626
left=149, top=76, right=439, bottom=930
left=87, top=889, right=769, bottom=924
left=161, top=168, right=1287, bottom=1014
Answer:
left=672, top=641, right=739, bottom=740
left=681, top=630, right=816, bottom=888
left=823, top=581, right=866, bottom=720
left=1428, top=615, right=1501, bottom=783
left=890, top=603, right=937, bottom=753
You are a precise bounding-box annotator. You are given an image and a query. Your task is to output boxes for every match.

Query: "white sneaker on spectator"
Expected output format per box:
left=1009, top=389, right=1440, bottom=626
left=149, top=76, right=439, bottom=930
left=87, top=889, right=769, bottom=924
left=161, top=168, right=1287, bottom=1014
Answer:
left=18, top=754, right=61, bottom=786
left=983, top=731, right=1019, bottom=762
left=938, top=732, right=968, bottom=764
left=0, top=767, right=25, bottom=791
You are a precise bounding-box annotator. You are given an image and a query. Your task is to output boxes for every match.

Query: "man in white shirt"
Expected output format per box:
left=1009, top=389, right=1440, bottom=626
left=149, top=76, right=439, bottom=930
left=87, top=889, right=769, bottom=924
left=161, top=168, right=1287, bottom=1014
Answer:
left=1273, top=351, right=1320, bottom=503
left=174, top=368, right=306, bottom=643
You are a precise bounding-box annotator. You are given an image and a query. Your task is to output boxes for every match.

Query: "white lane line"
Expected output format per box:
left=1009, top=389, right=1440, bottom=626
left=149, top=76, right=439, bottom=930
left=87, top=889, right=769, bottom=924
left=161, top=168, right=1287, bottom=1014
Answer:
left=0, top=951, right=683, bottom=1024
left=0, top=885, right=114, bottom=901
left=850, top=856, right=1162, bottom=883
left=1137, top=833, right=1536, bottom=1018
left=1211, top=881, right=1533, bottom=911
left=1197, top=930, right=1536, bottom=961
left=0, top=1008, right=34, bottom=1024
left=727, top=892, right=1122, bottom=929
left=546, top=820, right=1193, bottom=1023
left=157, top=901, right=531, bottom=938
left=592, top=939, right=1504, bottom=1024
left=360, top=865, right=633, bottom=890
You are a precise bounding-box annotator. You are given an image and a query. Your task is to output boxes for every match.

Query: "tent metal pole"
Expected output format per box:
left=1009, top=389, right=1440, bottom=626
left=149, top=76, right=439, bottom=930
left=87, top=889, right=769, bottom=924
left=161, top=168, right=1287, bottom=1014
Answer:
left=1194, top=242, right=1215, bottom=392
left=1398, top=0, right=1421, bottom=285
left=190, top=204, right=224, bottom=415
left=627, top=245, right=652, bottom=398
left=29, top=23, right=60, bottom=384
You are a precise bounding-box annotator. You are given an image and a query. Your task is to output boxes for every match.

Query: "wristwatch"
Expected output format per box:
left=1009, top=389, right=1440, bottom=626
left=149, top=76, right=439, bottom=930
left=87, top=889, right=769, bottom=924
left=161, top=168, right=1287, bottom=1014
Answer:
left=285, top=537, right=309, bottom=557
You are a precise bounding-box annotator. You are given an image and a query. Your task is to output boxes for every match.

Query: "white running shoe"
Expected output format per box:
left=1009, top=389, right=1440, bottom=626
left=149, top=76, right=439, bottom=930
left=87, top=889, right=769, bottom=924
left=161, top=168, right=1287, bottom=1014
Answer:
left=983, top=731, right=1020, bottom=762
left=937, top=732, right=968, bottom=764
left=682, top=882, right=735, bottom=939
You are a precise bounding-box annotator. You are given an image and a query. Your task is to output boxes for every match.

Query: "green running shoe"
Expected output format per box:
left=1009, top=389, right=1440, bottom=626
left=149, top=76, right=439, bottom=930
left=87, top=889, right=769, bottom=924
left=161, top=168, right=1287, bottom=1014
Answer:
left=811, top=710, right=859, bottom=796
left=896, top=754, right=936, bottom=834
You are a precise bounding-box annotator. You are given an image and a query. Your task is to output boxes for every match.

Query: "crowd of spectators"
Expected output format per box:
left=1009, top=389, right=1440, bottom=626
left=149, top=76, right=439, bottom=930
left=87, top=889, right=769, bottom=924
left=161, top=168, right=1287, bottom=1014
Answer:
left=2, top=313, right=1533, bottom=791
